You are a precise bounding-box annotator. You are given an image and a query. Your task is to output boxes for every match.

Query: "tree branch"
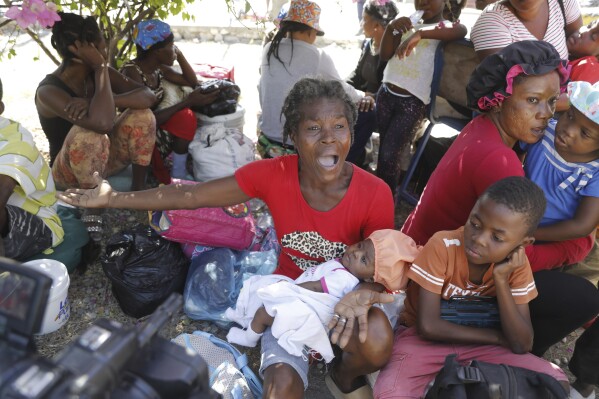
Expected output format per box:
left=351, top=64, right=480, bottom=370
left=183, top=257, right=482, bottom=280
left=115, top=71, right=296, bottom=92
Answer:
left=25, top=28, right=60, bottom=65
left=0, top=19, right=13, bottom=29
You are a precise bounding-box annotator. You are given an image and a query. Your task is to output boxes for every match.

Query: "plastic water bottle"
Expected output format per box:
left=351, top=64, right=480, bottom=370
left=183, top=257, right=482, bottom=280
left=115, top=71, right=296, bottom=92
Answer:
left=409, top=10, right=424, bottom=26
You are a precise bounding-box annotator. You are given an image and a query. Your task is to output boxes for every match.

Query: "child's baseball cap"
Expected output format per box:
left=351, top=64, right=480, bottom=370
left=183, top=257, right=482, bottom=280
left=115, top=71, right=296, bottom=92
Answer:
left=369, top=229, right=421, bottom=292
left=282, top=0, right=325, bottom=36
left=569, top=81, right=599, bottom=125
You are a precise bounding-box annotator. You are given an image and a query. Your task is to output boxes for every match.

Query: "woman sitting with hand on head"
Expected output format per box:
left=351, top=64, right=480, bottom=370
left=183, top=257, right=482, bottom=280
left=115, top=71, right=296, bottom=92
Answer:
left=59, top=77, right=396, bottom=399
left=258, top=0, right=372, bottom=158
left=35, top=12, right=157, bottom=240
left=121, top=20, right=220, bottom=182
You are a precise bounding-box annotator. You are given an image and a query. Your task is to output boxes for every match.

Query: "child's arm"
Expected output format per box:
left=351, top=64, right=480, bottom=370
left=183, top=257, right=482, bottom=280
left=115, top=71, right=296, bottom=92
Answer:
left=160, top=46, right=199, bottom=88
left=296, top=281, right=324, bottom=292
left=380, top=16, right=413, bottom=62
left=417, top=289, right=506, bottom=347
left=534, top=196, right=599, bottom=241
left=418, top=248, right=534, bottom=354
left=395, top=23, right=468, bottom=59
left=492, top=246, right=534, bottom=353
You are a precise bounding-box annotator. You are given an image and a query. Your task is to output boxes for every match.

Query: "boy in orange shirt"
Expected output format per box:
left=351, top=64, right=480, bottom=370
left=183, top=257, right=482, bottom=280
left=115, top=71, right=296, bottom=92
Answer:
left=374, top=177, right=568, bottom=398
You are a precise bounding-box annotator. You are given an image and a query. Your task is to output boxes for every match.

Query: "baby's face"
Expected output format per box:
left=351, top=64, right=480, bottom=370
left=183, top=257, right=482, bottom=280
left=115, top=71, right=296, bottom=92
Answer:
left=341, top=239, right=375, bottom=280
left=568, top=23, right=599, bottom=59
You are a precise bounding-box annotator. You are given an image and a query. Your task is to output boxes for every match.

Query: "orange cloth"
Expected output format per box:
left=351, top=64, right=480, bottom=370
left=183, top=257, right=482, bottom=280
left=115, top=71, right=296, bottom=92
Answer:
left=369, top=229, right=422, bottom=292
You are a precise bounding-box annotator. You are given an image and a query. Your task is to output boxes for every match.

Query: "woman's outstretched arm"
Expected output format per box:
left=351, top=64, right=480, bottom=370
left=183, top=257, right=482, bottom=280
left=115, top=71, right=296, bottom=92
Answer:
left=58, top=172, right=251, bottom=211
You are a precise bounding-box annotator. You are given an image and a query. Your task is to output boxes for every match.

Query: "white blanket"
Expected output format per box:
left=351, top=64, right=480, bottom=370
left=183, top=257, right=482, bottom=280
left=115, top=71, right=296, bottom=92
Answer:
left=226, top=275, right=338, bottom=362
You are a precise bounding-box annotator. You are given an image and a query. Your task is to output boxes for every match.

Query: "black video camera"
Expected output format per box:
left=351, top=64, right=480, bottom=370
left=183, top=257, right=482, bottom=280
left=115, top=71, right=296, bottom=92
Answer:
left=0, top=257, right=219, bottom=399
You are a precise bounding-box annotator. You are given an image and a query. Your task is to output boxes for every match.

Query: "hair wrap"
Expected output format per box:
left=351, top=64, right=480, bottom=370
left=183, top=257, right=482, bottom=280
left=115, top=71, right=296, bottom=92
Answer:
left=467, top=40, right=570, bottom=112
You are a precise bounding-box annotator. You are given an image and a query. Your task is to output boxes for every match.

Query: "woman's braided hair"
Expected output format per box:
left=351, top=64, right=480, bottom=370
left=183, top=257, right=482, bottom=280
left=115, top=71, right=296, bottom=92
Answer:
left=266, top=20, right=314, bottom=67
left=281, top=78, right=358, bottom=144
left=51, top=12, right=102, bottom=65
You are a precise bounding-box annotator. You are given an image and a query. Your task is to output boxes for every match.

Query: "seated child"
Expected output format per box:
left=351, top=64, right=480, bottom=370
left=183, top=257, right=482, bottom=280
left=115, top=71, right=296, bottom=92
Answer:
left=375, top=0, right=467, bottom=193
left=0, top=77, right=64, bottom=260
left=225, top=229, right=420, bottom=362
left=524, top=81, right=599, bottom=254
left=374, top=177, right=568, bottom=399
left=555, top=19, right=599, bottom=111
left=567, top=19, right=599, bottom=84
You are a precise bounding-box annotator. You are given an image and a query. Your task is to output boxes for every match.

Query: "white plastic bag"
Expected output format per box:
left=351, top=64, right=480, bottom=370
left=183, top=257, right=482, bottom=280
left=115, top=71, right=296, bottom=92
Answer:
left=189, top=123, right=255, bottom=182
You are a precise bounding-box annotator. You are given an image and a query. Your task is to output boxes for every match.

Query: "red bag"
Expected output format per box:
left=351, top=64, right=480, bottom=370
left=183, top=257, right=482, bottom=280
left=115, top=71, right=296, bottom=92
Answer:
left=194, top=63, right=235, bottom=82
left=149, top=179, right=256, bottom=250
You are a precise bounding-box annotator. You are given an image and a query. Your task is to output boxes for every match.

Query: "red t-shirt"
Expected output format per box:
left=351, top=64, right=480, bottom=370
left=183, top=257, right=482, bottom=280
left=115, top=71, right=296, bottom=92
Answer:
left=401, top=227, right=538, bottom=327
left=235, top=155, right=394, bottom=278
left=569, top=56, right=599, bottom=84
left=401, top=115, right=524, bottom=245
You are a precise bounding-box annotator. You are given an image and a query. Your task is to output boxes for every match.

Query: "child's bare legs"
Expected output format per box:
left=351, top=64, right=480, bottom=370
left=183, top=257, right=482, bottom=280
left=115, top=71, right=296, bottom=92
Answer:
left=227, top=306, right=274, bottom=347
left=251, top=306, right=275, bottom=334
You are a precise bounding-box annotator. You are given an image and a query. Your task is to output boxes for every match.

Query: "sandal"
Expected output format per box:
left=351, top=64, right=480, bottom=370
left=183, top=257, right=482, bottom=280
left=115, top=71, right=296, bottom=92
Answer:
left=81, top=214, right=104, bottom=242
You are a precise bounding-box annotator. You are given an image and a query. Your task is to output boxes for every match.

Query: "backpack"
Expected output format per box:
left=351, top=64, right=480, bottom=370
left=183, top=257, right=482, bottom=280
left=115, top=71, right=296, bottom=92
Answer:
left=172, top=331, right=263, bottom=399
left=425, top=354, right=568, bottom=399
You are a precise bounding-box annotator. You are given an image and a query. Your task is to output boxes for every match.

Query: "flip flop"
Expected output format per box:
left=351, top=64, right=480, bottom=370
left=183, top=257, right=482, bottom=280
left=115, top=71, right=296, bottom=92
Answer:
left=325, top=373, right=374, bottom=399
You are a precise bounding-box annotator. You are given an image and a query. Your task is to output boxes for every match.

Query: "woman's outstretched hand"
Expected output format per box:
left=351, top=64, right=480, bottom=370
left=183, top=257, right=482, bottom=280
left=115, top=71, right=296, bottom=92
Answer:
left=57, top=172, right=114, bottom=209
left=328, top=289, right=394, bottom=349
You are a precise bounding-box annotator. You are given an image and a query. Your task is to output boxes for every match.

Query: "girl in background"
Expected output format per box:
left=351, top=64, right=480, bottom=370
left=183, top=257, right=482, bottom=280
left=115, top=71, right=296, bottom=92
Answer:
left=376, top=0, right=466, bottom=195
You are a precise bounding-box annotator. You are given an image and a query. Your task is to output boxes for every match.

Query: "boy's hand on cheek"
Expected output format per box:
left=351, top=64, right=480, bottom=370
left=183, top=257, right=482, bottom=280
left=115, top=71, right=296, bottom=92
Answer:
left=493, top=246, right=526, bottom=280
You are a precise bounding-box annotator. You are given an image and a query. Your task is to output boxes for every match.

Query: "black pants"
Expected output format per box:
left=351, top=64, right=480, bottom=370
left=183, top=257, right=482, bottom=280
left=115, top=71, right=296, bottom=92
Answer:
left=530, top=270, right=599, bottom=384
left=570, top=317, right=599, bottom=385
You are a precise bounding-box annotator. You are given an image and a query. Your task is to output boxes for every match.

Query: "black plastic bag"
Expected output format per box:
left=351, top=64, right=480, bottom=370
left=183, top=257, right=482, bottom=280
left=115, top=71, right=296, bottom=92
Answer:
left=193, top=79, right=241, bottom=117
left=101, top=225, right=190, bottom=318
